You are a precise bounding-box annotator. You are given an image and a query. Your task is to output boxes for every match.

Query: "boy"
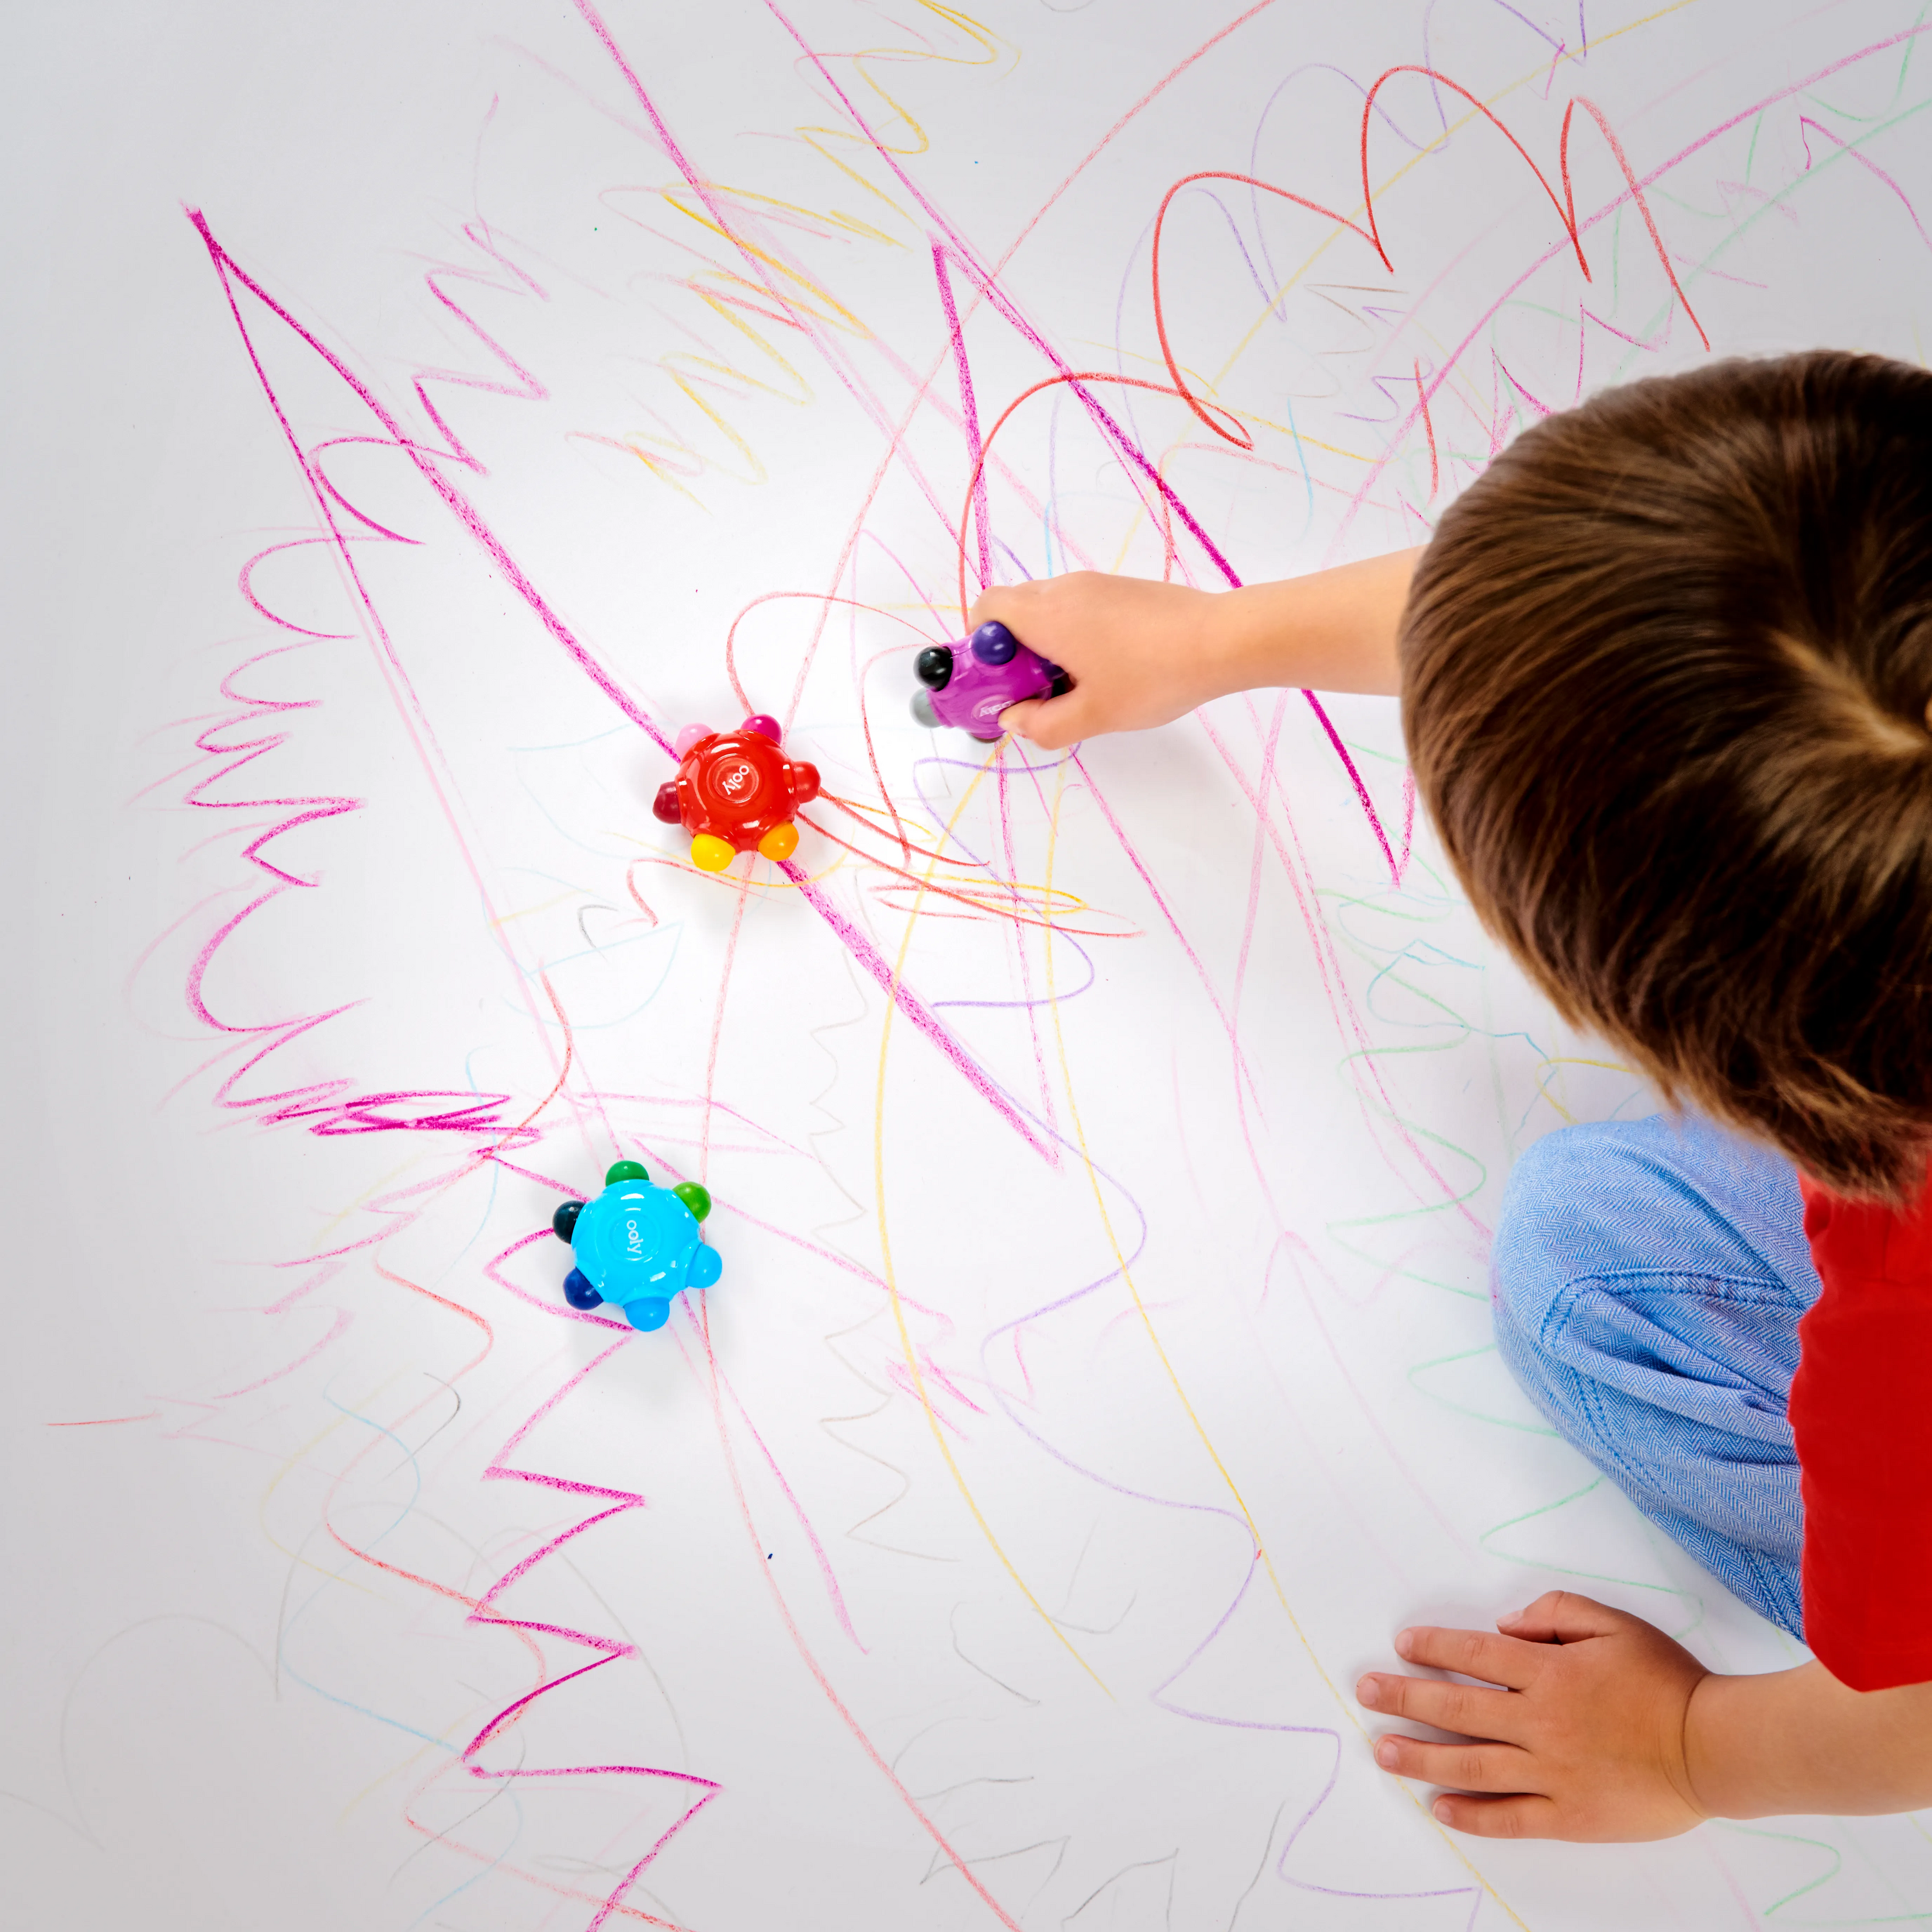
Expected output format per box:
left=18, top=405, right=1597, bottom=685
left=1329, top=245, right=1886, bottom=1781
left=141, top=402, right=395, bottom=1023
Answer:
left=971, top=350, right=1932, bottom=1842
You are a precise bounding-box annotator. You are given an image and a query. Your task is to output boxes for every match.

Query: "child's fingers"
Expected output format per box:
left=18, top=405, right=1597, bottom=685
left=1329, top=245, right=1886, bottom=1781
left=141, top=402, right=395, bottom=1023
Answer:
left=1392, top=1624, right=1550, bottom=1690
left=1495, top=1590, right=1629, bottom=1645
left=997, top=697, right=1045, bottom=739
left=1430, top=1792, right=1562, bottom=1839
left=1001, top=692, right=1084, bottom=752
left=967, top=586, right=1039, bottom=639
left=1356, top=1671, right=1530, bottom=1743
left=1369, top=1732, right=1536, bottom=1794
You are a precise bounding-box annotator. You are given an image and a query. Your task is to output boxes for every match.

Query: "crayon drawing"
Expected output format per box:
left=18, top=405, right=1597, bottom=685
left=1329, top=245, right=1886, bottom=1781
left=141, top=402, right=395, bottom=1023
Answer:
left=8, top=1, right=1932, bottom=1926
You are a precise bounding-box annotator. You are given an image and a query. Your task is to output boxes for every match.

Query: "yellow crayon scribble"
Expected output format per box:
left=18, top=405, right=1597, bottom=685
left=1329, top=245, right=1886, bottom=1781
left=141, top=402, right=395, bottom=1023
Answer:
left=873, top=738, right=1112, bottom=1696
left=1035, top=759, right=1532, bottom=1927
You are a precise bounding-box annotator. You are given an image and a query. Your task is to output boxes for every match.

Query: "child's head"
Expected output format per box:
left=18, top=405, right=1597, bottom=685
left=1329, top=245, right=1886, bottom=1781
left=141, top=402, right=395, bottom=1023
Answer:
left=1400, top=350, right=1932, bottom=1200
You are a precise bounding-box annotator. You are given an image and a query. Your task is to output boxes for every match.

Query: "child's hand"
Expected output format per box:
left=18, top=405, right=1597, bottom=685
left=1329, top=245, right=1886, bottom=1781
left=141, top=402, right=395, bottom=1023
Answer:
left=967, top=573, right=1226, bottom=750
left=966, top=553, right=1416, bottom=748
left=1356, top=1591, right=1712, bottom=1841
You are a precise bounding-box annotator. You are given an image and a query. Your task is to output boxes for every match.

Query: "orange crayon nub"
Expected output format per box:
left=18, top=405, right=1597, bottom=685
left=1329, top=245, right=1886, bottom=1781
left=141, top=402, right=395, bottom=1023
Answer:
left=654, top=714, right=819, bottom=871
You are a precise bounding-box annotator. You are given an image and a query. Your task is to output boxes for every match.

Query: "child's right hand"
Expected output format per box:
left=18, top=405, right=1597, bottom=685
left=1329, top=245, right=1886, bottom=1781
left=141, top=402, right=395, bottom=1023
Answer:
left=966, top=573, right=1227, bottom=752
left=965, top=552, right=1416, bottom=750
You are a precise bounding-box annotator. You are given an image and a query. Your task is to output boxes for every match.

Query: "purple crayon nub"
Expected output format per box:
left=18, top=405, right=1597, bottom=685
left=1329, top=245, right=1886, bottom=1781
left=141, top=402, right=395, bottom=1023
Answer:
left=971, top=622, right=1018, bottom=665
left=911, top=621, right=1062, bottom=741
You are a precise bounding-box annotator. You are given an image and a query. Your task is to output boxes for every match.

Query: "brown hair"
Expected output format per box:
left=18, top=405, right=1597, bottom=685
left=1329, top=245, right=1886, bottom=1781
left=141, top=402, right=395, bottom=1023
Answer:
left=1400, top=350, right=1932, bottom=1201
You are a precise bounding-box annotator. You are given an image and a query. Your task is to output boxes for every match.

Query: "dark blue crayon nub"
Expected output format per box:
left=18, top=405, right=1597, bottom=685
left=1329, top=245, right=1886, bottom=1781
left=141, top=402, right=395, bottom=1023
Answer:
left=563, top=1268, right=603, bottom=1310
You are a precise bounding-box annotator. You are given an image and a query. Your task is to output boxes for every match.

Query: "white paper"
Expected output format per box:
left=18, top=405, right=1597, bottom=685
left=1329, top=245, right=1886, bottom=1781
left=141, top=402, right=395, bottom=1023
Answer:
left=7, top=2, right=1931, bottom=1926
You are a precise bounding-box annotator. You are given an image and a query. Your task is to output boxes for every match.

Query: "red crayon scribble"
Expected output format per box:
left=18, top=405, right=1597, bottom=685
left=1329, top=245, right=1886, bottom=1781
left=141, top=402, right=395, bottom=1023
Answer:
left=678, top=1300, right=1030, bottom=1932
left=1151, top=169, right=1378, bottom=446
left=779, top=858, right=1057, bottom=1162
left=935, top=242, right=993, bottom=594
left=685, top=0, right=1412, bottom=887
left=1360, top=66, right=1591, bottom=279
left=310, top=1260, right=717, bottom=1926
left=191, top=215, right=668, bottom=748
left=162, top=14, right=1932, bottom=1926
left=188, top=207, right=1073, bottom=1168
left=1799, top=113, right=1932, bottom=250
left=1415, top=357, right=1438, bottom=499
left=954, top=368, right=1246, bottom=623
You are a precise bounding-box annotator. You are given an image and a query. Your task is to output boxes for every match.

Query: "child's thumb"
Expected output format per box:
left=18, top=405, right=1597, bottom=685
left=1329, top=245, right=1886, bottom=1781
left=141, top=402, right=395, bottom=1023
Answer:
left=1499, top=1590, right=1627, bottom=1644
left=1001, top=692, right=1083, bottom=751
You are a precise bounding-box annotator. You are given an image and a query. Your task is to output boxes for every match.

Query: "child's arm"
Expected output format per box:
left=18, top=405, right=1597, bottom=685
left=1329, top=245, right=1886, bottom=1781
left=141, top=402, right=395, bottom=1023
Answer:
left=967, top=551, right=1419, bottom=750
left=1356, top=1591, right=1932, bottom=1839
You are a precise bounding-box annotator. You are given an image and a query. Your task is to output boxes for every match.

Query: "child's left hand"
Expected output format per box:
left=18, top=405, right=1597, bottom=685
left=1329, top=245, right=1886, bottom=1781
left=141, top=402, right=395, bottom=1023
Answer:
left=1356, top=1590, right=1713, bottom=1841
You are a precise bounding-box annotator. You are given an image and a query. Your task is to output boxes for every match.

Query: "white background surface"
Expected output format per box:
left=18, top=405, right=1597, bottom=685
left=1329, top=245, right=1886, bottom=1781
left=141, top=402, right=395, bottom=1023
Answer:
left=6, top=2, right=1932, bottom=1927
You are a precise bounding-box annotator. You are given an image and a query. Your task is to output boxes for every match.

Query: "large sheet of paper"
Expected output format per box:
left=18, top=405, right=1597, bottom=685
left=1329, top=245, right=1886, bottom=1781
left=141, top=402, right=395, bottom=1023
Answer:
left=8, top=2, right=1930, bottom=1926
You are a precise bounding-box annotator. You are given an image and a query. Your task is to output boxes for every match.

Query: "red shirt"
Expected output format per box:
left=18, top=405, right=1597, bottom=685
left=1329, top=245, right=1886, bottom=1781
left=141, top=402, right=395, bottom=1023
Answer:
left=1792, top=1173, right=1932, bottom=1690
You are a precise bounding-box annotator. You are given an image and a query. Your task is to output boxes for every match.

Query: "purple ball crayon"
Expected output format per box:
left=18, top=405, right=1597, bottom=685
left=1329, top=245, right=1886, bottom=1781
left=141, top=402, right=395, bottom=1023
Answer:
left=909, top=621, right=1072, bottom=743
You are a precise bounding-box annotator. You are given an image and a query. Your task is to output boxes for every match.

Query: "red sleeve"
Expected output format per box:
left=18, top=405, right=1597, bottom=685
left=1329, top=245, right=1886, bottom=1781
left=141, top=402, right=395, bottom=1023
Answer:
left=1792, top=1172, right=1932, bottom=1690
